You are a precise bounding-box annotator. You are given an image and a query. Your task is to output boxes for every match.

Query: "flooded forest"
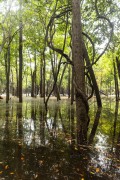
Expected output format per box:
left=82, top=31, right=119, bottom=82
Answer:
left=0, top=0, right=120, bottom=179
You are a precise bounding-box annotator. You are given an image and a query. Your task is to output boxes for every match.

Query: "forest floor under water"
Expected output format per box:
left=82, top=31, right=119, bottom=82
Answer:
left=0, top=96, right=119, bottom=180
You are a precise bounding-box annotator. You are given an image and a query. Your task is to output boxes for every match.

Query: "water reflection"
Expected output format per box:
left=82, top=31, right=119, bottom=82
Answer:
left=88, top=107, right=102, bottom=144
left=88, top=101, right=120, bottom=179
left=0, top=99, right=119, bottom=179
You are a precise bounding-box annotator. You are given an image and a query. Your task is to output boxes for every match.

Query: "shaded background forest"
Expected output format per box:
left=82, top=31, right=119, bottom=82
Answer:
left=0, top=0, right=120, bottom=104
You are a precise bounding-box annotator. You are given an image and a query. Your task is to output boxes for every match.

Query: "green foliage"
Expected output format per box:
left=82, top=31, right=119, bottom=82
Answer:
left=0, top=0, right=119, bottom=97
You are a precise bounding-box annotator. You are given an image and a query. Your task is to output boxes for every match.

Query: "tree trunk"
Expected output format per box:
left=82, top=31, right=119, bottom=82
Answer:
left=71, top=66, right=75, bottom=104
left=50, top=51, right=60, bottom=100
left=40, top=63, right=43, bottom=97
left=116, top=56, right=120, bottom=79
left=19, top=0, right=23, bottom=102
left=34, top=49, right=37, bottom=97
left=113, top=61, right=119, bottom=101
left=5, top=44, right=10, bottom=103
left=59, top=64, right=67, bottom=94
left=72, top=0, right=89, bottom=144
left=68, top=65, right=71, bottom=98
left=15, top=55, right=19, bottom=97
left=83, top=44, right=102, bottom=107
left=31, top=71, right=35, bottom=97
left=11, top=69, right=14, bottom=96
left=43, top=51, right=46, bottom=102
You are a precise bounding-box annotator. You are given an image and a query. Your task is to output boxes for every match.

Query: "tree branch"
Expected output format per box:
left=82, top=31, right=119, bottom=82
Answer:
left=93, top=0, right=114, bottom=65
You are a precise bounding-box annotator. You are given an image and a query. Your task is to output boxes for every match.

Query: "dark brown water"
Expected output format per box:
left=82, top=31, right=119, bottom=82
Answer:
left=0, top=98, right=119, bottom=180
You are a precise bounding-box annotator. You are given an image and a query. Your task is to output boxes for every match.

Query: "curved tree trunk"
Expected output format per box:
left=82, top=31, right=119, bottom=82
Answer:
left=83, top=44, right=102, bottom=107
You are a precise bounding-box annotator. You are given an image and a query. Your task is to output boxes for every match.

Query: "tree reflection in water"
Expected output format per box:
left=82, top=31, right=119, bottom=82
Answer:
left=87, top=101, right=120, bottom=179
left=0, top=98, right=119, bottom=179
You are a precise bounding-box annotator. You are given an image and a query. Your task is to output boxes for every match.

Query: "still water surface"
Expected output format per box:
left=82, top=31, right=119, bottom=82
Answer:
left=0, top=98, right=119, bottom=179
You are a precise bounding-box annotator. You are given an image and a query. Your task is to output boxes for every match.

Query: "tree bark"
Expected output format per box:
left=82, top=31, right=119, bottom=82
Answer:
left=72, top=0, right=89, bottom=144
left=19, top=0, right=23, bottom=102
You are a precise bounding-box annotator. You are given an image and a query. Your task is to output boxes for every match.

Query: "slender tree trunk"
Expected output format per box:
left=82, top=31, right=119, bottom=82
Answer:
left=43, top=50, right=46, bottom=102
left=72, top=0, right=89, bottom=144
left=68, top=65, right=71, bottom=98
left=59, top=64, right=67, bottom=94
left=11, top=69, right=14, bottom=96
left=40, top=62, right=43, bottom=97
left=116, top=56, right=120, bottom=79
left=15, top=55, right=19, bottom=97
left=50, top=51, right=60, bottom=100
left=116, top=56, right=120, bottom=100
left=83, top=44, right=102, bottom=107
left=59, top=64, right=67, bottom=93
left=26, top=77, right=27, bottom=97
left=34, top=49, right=37, bottom=97
left=113, top=61, right=119, bottom=101
left=5, top=44, right=10, bottom=103
left=19, top=0, right=23, bottom=102
left=71, top=66, right=74, bottom=104
left=31, top=71, right=35, bottom=97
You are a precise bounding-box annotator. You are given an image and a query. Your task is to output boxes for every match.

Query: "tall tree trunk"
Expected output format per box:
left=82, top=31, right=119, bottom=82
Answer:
left=15, top=55, right=19, bottom=97
left=43, top=50, right=46, bottom=102
left=34, top=49, right=37, bottom=97
left=5, top=43, right=10, bottom=103
left=72, top=0, right=89, bottom=144
left=19, top=0, right=23, bottom=102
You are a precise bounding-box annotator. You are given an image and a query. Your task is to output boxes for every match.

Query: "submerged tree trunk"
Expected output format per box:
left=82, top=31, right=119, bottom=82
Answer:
left=19, top=0, right=23, bottom=102
left=72, top=0, right=89, bottom=144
